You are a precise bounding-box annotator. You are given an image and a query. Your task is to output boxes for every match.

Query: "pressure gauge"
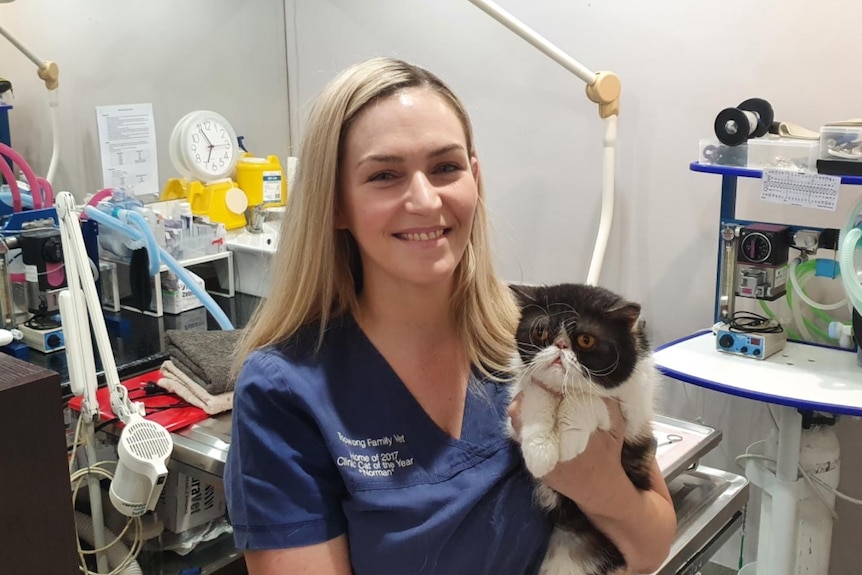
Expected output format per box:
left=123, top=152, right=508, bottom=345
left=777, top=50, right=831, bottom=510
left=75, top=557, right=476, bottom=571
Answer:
left=169, top=110, right=239, bottom=182
left=739, top=232, right=772, bottom=263
left=737, top=224, right=790, bottom=266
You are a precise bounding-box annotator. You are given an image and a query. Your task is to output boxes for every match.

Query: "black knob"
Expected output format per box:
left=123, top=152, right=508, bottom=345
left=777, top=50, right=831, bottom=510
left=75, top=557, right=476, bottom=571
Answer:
left=753, top=349, right=762, bottom=356
left=42, top=237, right=64, bottom=263
left=740, top=346, right=749, bottom=354
left=47, top=334, right=61, bottom=348
left=719, top=334, right=734, bottom=348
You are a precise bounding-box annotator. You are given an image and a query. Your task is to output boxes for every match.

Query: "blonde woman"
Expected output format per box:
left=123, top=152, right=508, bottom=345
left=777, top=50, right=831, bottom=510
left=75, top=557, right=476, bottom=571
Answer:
left=224, top=57, right=675, bottom=575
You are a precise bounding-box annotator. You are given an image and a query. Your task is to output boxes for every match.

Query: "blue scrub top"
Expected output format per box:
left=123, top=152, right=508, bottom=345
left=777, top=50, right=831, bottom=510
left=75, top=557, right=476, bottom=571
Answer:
left=225, top=315, right=552, bottom=575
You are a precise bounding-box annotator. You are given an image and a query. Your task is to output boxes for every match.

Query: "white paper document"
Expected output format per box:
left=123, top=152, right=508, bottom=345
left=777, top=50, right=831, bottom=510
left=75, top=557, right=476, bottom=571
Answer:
left=95, top=103, right=159, bottom=198
left=760, top=169, right=840, bottom=211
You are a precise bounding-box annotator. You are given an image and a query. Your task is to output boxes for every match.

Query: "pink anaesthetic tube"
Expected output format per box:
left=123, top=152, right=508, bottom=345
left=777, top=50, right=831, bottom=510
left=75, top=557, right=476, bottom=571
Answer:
left=38, top=177, right=54, bottom=208
left=0, top=142, right=43, bottom=210
left=79, top=188, right=114, bottom=220
left=0, top=157, right=22, bottom=213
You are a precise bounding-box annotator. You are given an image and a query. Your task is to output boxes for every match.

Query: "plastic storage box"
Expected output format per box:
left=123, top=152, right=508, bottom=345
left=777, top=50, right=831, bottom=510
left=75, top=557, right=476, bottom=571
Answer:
left=747, top=136, right=819, bottom=172
left=819, top=124, right=862, bottom=162
left=699, top=138, right=747, bottom=167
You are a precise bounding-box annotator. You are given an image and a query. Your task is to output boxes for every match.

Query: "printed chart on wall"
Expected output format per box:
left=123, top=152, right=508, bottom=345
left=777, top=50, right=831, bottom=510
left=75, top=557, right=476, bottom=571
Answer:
left=95, top=103, right=160, bottom=198
left=760, top=169, right=841, bottom=211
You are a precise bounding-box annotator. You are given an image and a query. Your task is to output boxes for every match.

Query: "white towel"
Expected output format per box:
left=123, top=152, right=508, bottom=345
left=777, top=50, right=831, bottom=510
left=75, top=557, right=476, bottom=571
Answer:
left=157, top=360, right=234, bottom=415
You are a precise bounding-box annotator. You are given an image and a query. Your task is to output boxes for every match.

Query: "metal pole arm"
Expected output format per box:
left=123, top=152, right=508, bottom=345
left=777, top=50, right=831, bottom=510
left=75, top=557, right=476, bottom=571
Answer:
left=465, top=0, right=619, bottom=118
left=0, top=24, right=59, bottom=90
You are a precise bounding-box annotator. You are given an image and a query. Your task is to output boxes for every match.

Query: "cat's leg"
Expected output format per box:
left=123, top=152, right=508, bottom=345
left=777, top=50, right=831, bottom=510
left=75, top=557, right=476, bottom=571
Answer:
left=519, top=385, right=562, bottom=478
left=615, top=359, right=657, bottom=440
left=534, top=481, right=562, bottom=511
left=558, top=395, right=610, bottom=462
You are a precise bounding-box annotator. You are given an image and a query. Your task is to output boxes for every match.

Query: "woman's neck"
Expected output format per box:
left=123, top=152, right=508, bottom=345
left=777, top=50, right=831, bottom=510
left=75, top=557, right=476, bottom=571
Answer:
left=356, top=277, right=457, bottom=343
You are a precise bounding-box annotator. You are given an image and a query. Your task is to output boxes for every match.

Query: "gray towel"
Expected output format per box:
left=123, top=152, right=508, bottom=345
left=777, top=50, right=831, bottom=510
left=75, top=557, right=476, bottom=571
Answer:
left=164, top=329, right=243, bottom=395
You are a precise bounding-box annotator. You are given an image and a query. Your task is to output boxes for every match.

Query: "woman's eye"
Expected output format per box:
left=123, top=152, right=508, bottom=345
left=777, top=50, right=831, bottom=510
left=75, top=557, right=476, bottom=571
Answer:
left=368, top=171, right=397, bottom=182
left=434, top=163, right=462, bottom=174
left=576, top=334, right=596, bottom=350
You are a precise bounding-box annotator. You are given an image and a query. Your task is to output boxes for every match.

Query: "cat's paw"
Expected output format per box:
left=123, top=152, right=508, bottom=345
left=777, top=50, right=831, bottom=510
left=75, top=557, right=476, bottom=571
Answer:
left=522, top=435, right=560, bottom=477
left=559, top=428, right=591, bottom=462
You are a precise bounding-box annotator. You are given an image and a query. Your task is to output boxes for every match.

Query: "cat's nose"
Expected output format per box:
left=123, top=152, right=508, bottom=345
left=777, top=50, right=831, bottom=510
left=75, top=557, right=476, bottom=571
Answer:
left=555, top=339, right=569, bottom=349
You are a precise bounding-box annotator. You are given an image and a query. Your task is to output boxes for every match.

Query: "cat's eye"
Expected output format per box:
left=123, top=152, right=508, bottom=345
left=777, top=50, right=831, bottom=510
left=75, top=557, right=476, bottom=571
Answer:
left=531, top=322, right=550, bottom=343
left=576, top=334, right=596, bottom=350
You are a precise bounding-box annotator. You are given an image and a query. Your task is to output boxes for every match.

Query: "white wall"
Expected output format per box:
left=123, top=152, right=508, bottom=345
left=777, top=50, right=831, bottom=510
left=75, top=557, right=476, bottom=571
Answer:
left=286, top=0, right=862, bottom=570
left=4, top=0, right=861, bottom=570
left=0, top=0, right=291, bottom=200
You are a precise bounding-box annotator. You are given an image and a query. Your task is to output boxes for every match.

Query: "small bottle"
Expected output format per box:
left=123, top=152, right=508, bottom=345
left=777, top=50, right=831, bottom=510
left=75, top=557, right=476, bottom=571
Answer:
left=179, top=202, right=193, bottom=235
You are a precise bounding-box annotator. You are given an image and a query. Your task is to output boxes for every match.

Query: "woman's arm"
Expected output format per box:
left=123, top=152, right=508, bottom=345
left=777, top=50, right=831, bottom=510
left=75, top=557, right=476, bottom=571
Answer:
left=542, top=400, right=676, bottom=574
left=245, top=535, right=353, bottom=575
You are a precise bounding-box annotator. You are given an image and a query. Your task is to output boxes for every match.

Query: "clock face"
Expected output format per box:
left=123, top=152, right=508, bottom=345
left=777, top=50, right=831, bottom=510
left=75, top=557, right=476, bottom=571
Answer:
left=170, top=110, right=239, bottom=182
left=186, top=117, right=236, bottom=177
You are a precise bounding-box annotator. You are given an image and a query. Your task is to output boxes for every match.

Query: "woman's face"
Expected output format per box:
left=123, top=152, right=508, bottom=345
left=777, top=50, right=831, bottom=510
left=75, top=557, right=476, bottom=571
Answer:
left=337, top=87, right=479, bottom=293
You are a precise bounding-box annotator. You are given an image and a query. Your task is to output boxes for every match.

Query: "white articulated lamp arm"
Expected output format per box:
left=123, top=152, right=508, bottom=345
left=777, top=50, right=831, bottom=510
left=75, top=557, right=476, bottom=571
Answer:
left=56, top=191, right=141, bottom=423
left=464, top=0, right=619, bottom=285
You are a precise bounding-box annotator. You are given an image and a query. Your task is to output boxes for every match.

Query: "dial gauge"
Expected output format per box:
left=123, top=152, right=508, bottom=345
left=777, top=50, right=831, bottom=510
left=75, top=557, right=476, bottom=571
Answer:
left=739, top=232, right=772, bottom=263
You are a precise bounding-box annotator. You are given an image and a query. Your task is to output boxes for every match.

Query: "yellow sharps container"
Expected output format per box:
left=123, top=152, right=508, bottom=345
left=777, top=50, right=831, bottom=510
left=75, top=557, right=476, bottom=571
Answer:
left=235, top=155, right=287, bottom=208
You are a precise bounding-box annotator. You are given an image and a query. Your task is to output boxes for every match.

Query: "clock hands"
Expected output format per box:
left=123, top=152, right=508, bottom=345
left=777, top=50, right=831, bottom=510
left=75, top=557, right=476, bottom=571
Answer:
left=198, top=125, right=216, bottom=167
left=198, top=125, right=213, bottom=148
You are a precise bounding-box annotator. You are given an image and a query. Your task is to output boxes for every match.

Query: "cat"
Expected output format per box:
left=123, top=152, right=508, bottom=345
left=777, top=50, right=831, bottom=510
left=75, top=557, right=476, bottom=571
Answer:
left=508, top=283, right=659, bottom=575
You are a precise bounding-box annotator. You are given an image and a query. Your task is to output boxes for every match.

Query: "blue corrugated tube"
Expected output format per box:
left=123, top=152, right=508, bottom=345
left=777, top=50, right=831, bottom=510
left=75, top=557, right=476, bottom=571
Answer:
left=82, top=205, right=234, bottom=330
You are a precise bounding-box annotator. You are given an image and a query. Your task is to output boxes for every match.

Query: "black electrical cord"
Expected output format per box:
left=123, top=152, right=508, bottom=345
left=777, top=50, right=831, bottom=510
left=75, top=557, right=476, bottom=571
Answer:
left=23, top=314, right=61, bottom=330
left=89, top=385, right=192, bottom=434
left=728, top=310, right=784, bottom=334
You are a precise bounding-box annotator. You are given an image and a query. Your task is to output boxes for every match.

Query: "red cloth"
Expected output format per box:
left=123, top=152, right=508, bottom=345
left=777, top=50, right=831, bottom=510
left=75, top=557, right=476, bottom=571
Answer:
left=67, top=369, right=209, bottom=432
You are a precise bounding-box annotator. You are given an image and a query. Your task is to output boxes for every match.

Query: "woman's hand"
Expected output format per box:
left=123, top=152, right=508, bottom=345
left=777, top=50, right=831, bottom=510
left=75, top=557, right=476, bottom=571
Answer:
left=507, top=390, right=677, bottom=573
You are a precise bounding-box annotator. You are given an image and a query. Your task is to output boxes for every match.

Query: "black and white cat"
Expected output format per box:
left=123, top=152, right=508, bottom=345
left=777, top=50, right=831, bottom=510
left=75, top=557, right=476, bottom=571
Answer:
left=508, top=283, right=659, bottom=575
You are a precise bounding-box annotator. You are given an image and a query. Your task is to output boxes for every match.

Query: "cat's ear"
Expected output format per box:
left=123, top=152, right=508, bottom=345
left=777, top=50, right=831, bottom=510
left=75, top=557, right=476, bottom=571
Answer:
left=611, top=300, right=642, bottom=332
left=508, top=283, right=537, bottom=306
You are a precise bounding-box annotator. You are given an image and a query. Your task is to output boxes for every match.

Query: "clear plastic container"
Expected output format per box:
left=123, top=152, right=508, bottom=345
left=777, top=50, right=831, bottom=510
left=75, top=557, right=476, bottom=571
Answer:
left=819, top=124, right=862, bottom=162
left=747, top=136, right=819, bottom=172
left=699, top=138, right=747, bottom=167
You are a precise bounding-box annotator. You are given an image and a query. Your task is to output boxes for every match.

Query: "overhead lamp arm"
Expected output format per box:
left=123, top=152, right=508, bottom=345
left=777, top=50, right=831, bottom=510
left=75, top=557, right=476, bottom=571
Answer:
left=465, top=0, right=619, bottom=285
left=0, top=24, right=58, bottom=90
left=0, top=22, right=60, bottom=185
left=465, top=0, right=620, bottom=118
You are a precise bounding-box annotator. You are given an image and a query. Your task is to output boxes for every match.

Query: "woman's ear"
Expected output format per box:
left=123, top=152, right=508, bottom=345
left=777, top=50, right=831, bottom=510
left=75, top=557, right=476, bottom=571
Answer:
left=471, top=156, right=480, bottom=181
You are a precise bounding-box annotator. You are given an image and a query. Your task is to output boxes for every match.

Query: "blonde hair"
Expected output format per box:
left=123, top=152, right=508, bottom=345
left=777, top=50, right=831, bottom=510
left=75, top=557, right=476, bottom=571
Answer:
left=232, top=57, right=519, bottom=379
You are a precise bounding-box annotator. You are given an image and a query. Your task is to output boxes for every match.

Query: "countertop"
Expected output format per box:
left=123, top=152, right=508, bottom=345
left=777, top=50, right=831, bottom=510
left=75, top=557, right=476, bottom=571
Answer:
left=26, top=292, right=261, bottom=399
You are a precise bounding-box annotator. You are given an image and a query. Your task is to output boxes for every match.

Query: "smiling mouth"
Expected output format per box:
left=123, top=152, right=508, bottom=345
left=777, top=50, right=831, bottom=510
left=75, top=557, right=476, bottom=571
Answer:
left=394, top=229, right=449, bottom=241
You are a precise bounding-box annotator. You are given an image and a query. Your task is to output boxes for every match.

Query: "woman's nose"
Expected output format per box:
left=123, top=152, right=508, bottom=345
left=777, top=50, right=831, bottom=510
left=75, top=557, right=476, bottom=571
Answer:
left=405, top=172, right=442, bottom=212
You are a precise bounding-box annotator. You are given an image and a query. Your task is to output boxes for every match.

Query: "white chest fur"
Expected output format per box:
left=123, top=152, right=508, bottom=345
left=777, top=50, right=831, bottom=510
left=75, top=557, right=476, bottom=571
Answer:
left=510, top=355, right=657, bottom=479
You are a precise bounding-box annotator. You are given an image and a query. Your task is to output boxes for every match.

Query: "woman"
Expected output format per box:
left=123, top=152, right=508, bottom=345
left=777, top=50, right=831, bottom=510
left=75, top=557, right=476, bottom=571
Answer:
left=224, top=57, right=675, bottom=575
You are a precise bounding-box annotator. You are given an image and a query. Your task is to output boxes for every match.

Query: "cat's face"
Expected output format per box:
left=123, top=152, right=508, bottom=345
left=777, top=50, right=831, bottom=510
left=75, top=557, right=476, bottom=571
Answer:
left=511, top=283, right=646, bottom=396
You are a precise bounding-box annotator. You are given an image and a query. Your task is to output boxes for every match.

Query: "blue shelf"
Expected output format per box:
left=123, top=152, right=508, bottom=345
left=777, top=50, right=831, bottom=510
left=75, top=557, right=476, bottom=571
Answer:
left=689, top=161, right=862, bottom=186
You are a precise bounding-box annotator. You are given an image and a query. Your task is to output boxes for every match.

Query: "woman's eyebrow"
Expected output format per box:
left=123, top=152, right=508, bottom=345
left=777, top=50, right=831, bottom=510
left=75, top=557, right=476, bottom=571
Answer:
left=356, top=144, right=466, bottom=168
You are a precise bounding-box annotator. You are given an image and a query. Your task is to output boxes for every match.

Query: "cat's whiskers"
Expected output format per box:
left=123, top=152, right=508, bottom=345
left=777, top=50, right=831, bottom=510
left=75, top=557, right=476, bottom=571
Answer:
left=583, top=347, right=622, bottom=378
left=560, top=357, right=575, bottom=398
left=548, top=302, right=579, bottom=316
left=517, top=341, right=544, bottom=355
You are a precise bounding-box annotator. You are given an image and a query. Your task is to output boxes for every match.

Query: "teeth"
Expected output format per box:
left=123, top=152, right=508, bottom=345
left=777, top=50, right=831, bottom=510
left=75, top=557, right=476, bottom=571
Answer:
left=400, top=229, right=444, bottom=241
